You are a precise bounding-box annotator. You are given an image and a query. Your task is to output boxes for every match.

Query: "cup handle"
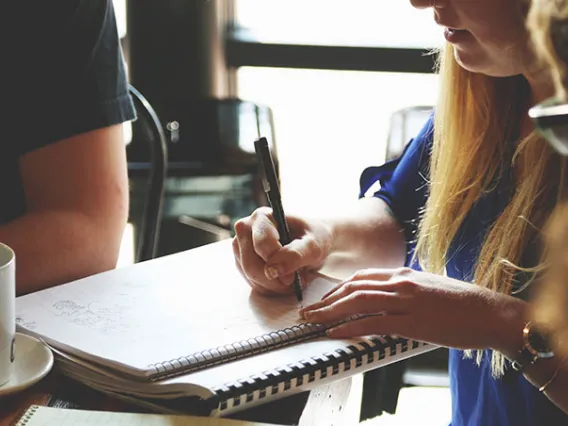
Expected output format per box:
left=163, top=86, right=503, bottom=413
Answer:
left=10, top=336, right=15, bottom=363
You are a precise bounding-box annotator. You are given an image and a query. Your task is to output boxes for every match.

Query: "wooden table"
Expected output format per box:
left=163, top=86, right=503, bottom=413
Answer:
left=0, top=371, right=361, bottom=426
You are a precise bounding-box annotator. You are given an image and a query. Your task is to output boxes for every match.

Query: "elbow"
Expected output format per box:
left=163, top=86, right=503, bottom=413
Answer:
left=94, top=235, right=124, bottom=272
left=81, top=196, right=129, bottom=277
left=12, top=206, right=129, bottom=295
left=80, top=219, right=126, bottom=278
left=97, top=206, right=129, bottom=270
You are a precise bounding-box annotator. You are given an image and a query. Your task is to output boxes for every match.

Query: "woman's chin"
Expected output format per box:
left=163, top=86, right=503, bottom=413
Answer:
left=453, top=48, right=520, bottom=77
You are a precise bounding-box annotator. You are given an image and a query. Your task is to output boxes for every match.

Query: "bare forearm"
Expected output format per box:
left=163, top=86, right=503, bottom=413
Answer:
left=1, top=210, right=124, bottom=295
left=321, top=197, right=406, bottom=277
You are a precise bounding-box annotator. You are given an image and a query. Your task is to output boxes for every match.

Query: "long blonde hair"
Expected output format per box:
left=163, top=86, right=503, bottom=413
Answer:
left=528, top=0, right=568, bottom=99
left=527, top=0, right=568, bottom=358
left=414, top=44, right=568, bottom=377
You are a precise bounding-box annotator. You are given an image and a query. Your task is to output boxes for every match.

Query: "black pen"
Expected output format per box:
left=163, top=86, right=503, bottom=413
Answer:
left=253, top=137, right=304, bottom=306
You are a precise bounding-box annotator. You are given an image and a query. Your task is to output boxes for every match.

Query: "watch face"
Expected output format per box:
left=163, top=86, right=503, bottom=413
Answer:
left=528, top=327, right=554, bottom=357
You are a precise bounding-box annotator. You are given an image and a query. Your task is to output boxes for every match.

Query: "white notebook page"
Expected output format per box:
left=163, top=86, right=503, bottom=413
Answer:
left=18, top=406, right=280, bottom=426
left=16, top=241, right=339, bottom=376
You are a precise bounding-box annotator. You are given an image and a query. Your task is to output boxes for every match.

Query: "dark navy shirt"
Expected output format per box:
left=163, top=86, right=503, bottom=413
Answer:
left=359, top=116, right=568, bottom=425
left=0, top=0, right=135, bottom=224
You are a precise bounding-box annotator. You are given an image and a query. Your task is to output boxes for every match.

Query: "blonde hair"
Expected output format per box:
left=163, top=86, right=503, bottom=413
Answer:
left=534, top=203, right=568, bottom=358
left=414, top=44, right=568, bottom=377
left=528, top=0, right=568, bottom=100
left=527, top=0, right=568, bottom=358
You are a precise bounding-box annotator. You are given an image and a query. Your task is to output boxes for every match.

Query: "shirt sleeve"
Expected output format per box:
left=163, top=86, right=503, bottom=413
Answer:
left=4, top=0, right=136, bottom=157
left=359, top=114, right=434, bottom=265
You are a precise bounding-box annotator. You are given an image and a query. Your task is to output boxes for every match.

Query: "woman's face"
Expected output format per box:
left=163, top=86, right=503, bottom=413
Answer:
left=411, top=0, right=530, bottom=77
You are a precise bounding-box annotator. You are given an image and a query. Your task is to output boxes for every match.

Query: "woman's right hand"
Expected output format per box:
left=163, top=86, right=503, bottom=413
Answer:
left=232, top=207, right=334, bottom=296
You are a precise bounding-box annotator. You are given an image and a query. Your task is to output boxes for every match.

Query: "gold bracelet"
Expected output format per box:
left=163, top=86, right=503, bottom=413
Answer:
left=539, top=364, right=562, bottom=392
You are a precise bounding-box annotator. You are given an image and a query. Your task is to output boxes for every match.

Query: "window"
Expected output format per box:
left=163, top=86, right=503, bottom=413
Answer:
left=238, top=68, right=438, bottom=216
left=233, top=1, right=442, bottom=216
left=236, top=0, right=443, bottom=48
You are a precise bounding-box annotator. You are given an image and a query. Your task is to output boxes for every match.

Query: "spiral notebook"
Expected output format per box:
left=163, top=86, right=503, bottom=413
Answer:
left=16, top=405, right=280, bottom=425
left=15, top=241, right=436, bottom=415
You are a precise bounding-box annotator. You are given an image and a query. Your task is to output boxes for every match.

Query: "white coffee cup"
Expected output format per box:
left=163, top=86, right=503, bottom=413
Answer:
left=0, top=243, right=15, bottom=387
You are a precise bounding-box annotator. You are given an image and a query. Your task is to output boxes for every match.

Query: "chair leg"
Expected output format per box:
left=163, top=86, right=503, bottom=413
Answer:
left=359, top=361, right=406, bottom=421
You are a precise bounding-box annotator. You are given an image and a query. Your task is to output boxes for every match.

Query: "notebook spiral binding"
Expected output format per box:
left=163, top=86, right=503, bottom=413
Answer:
left=212, top=336, right=429, bottom=413
left=15, top=405, right=39, bottom=426
left=147, top=322, right=329, bottom=381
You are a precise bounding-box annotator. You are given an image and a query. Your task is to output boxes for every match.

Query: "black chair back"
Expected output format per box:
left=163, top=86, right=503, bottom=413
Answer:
left=127, top=85, right=168, bottom=262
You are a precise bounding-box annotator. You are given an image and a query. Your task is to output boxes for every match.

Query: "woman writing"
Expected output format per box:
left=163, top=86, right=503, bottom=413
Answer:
left=233, top=0, right=568, bottom=426
left=233, top=0, right=568, bottom=423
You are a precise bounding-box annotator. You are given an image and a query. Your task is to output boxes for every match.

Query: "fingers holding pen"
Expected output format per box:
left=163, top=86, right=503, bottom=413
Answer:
left=233, top=215, right=291, bottom=295
left=234, top=253, right=276, bottom=296
left=249, top=208, right=282, bottom=262
left=233, top=205, right=333, bottom=295
left=264, top=235, right=327, bottom=285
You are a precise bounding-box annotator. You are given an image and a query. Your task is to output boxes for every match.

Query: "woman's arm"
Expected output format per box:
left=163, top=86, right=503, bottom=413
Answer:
left=300, top=267, right=568, bottom=414
left=320, top=197, right=407, bottom=278
left=233, top=196, right=407, bottom=295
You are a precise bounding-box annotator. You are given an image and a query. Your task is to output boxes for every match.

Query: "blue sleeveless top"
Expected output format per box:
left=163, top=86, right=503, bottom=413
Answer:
left=359, top=116, right=568, bottom=425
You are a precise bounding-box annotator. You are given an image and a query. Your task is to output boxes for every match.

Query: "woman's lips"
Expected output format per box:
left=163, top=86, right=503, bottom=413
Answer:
left=444, top=28, right=472, bottom=44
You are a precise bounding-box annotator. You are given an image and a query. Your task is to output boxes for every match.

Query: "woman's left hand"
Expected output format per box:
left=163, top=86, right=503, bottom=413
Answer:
left=300, top=268, right=526, bottom=350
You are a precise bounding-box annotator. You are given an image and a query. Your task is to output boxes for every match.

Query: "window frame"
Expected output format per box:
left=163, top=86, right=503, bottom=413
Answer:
left=224, top=0, right=438, bottom=75
left=226, top=28, right=437, bottom=74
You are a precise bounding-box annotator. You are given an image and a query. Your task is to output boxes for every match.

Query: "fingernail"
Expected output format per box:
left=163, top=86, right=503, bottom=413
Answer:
left=304, top=303, right=320, bottom=314
left=265, top=266, right=280, bottom=280
left=300, top=304, right=316, bottom=315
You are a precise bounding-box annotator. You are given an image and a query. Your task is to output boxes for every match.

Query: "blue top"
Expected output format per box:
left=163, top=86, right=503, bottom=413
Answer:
left=359, top=116, right=568, bottom=425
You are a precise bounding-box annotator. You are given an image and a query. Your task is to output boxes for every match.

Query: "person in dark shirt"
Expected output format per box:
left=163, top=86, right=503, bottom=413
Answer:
left=2, top=0, right=135, bottom=295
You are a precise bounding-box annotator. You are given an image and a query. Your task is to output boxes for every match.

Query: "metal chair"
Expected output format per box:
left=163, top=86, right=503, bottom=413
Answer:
left=127, top=85, right=168, bottom=262
left=386, top=105, right=434, bottom=161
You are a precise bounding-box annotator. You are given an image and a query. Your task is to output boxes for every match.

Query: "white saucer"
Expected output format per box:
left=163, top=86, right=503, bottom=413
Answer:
left=0, top=332, right=53, bottom=396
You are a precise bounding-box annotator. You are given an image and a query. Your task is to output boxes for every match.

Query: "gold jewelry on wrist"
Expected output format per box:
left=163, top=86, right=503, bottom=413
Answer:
left=539, top=363, right=562, bottom=392
left=512, top=321, right=555, bottom=372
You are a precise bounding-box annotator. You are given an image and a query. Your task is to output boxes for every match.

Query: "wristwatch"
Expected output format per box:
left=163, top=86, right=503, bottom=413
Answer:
left=511, top=321, right=555, bottom=371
